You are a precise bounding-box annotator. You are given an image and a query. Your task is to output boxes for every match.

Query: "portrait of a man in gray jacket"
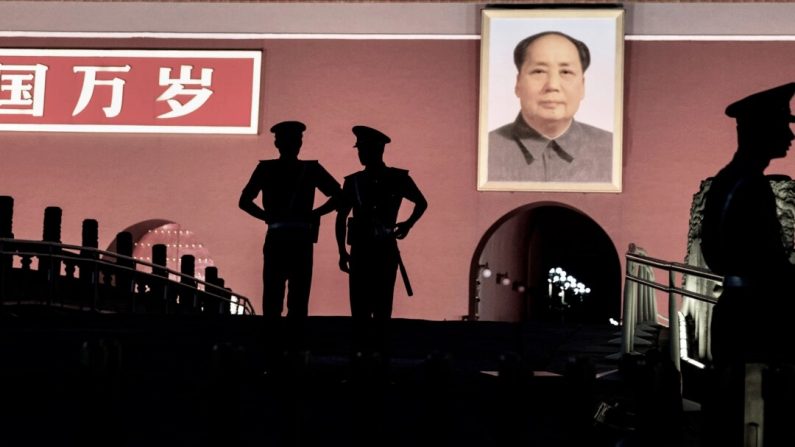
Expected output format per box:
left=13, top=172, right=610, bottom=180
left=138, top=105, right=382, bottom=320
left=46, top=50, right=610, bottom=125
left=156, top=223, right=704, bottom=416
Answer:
left=487, top=31, right=613, bottom=183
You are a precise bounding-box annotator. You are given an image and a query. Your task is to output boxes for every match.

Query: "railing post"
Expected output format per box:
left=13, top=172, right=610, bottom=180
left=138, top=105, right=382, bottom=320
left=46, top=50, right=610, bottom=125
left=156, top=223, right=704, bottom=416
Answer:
left=0, top=238, right=8, bottom=303
left=0, top=196, right=12, bottom=238
left=115, top=231, right=134, bottom=312
left=78, top=219, right=99, bottom=310
left=42, top=206, right=62, bottom=306
left=148, top=243, right=168, bottom=313
left=222, top=284, right=235, bottom=315
left=0, top=196, right=13, bottom=303
left=91, top=256, right=99, bottom=312
left=180, top=255, right=197, bottom=312
left=217, top=278, right=230, bottom=314
left=668, top=269, right=681, bottom=371
left=621, top=257, right=636, bottom=355
left=81, top=219, right=99, bottom=252
left=744, top=364, right=765, bottom=447
left=204, top=266, right=221, bottom=314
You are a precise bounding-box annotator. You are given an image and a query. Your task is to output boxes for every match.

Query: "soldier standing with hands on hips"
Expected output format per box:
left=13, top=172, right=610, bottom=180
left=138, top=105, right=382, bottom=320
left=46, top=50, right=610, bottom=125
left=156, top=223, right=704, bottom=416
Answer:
left=336, top=125, right=428, bottom=364
left=239, top=120, right=341, bottom=368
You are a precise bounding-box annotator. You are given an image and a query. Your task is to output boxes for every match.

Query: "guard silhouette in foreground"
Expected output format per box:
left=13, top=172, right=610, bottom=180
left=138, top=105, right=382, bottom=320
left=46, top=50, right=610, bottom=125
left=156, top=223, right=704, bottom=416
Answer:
left=240, top=121, right=341, bottom=361
left=700, top=82, right=795, bottom=447
left=336, top=125, right=427, bottom=361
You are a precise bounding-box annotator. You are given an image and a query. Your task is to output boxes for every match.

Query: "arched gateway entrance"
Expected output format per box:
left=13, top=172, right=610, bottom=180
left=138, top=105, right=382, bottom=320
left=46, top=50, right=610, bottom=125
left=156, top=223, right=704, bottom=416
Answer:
left=469, top=203, right=621, bottom=325
left=105, top=219, right=216, bottom=281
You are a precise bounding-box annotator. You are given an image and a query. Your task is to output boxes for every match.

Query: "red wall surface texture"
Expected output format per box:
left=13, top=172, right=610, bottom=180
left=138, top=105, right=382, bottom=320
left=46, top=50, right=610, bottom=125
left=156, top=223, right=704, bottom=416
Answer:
left=2, top=38, right=794, bottom=321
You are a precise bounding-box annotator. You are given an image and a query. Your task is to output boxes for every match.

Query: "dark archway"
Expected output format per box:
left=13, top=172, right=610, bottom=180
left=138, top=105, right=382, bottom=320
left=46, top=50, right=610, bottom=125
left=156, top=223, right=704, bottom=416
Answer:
left=469, top=202, right=621, bottom=325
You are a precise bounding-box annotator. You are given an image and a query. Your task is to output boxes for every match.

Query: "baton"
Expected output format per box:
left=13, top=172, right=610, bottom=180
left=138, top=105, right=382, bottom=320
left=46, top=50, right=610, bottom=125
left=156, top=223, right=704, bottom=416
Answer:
left=395, top=246, right=413, bottom=297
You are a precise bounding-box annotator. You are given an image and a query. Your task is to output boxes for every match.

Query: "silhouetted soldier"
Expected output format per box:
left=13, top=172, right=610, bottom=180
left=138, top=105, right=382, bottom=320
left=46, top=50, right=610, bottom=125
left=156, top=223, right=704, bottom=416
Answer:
left=700, top=82, right=795, bottom=447
left=240, top=121, right=341, bottom=362
left=335, top=125, right=428, bottom=361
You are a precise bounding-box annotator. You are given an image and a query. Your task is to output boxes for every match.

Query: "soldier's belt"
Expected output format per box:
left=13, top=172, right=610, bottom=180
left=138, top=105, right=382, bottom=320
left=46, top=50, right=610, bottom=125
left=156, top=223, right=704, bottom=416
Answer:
left=268, top=222, right=313, bottom=231
left=347, top=217, right=392, bottom=244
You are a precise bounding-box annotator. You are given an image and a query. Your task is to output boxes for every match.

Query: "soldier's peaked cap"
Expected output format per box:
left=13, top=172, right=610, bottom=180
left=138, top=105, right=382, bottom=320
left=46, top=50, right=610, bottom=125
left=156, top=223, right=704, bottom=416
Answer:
left=352, top=125, right=391, bottom=147
left=270, top=120, right=306, bottom=135
left=725, top=82, right=795, bottom=123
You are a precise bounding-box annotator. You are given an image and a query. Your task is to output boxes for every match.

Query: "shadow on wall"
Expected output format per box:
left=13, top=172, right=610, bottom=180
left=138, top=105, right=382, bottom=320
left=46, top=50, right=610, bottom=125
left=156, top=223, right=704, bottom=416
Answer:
left=470, top=203, right=621, bottom=325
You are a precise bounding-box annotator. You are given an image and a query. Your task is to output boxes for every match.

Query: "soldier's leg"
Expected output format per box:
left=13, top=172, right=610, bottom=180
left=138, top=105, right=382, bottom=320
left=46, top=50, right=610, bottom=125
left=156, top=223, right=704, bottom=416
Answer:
left=262, top=237, right=288, bottom=319
left=349, top=246, right=376, bottom=354
left=262, top=237, right=287, bottom=366
left=285, top=241, right=313, bottom=352
left=704, top=292, right=745, bottom=447
left=372, top=250, right=399, bottom=357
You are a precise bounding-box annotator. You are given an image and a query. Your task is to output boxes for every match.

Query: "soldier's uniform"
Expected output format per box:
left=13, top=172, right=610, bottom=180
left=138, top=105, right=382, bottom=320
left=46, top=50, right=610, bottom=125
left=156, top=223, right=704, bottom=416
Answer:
left=240, top=121, right=340, bottom=353
left=701, top=83, right=795, bottom=366
left=700, top=83, right=795, bottom=447
left=338, top=126, right=426, bottom=356
left=248, top=160, right=339, bottom=313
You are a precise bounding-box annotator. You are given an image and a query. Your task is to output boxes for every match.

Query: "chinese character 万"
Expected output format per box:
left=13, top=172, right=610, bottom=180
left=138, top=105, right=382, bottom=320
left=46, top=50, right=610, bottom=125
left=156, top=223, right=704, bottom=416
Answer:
left=157, top=65, right=213, bottom=119
left=72, top=65, right=132, bottom=118
left=0, top=64, right=48, bottom=116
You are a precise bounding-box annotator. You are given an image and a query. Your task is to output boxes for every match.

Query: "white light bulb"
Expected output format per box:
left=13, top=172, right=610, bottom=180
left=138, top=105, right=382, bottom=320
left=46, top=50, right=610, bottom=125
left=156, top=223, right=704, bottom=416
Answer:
left=481, top=268, right=492, bottom=279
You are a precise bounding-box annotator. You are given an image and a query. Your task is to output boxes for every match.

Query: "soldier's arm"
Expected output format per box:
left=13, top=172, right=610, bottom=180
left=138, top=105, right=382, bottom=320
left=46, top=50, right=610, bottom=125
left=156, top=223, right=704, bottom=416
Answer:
left=312, top=163, right=343, bottom=218
left=335, top=203, right=352, bottom=273
left=313, top=198, right=338, bottom=219
left=238, top=165, right=271, bottom=223
left=394, top=175, right=427, bottom=240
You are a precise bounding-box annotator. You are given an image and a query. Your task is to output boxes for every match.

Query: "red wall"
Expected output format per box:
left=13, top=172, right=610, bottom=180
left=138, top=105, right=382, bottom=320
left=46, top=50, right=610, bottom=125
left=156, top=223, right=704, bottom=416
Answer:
left=2, top=38, right=794, bottom=321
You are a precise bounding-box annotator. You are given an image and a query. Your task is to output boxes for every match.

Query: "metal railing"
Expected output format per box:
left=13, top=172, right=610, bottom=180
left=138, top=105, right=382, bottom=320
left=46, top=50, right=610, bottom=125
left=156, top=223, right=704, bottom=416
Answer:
left=0, top=237, right=255, bottom=316
left=622, top=248, right=721, bottom=371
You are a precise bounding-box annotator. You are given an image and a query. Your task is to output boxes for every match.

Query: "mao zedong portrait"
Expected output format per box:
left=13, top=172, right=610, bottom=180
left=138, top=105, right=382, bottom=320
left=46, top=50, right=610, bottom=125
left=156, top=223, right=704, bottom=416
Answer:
left=488, top=31, right=613, bottom=183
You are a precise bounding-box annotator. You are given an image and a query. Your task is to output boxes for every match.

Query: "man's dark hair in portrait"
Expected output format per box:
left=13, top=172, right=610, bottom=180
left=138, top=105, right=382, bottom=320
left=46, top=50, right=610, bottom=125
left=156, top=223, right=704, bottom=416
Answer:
left=513, top=31, right=591, bottom=73
left=239, top=120, right=341, bottom=367
left=488, top=30, right=613, bottom=183
left=699, top=82, right=795, bottom=447
left=335, top=125, right=427, bottom=367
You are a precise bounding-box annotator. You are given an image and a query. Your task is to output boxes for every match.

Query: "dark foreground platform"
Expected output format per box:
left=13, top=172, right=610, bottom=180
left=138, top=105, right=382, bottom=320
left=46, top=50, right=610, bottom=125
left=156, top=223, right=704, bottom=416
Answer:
left=0, top=308, right=697, bottom=447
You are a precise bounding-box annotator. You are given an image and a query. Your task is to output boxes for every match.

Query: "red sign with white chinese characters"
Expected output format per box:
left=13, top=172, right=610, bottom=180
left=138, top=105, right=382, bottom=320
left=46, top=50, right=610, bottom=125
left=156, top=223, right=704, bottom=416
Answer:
left=0, top=49, right=261, bottom=134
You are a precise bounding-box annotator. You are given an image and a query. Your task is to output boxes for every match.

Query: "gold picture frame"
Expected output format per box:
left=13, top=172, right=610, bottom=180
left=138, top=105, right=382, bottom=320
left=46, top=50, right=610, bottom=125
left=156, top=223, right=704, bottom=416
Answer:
left=477, top=8, right=625, bottom=193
